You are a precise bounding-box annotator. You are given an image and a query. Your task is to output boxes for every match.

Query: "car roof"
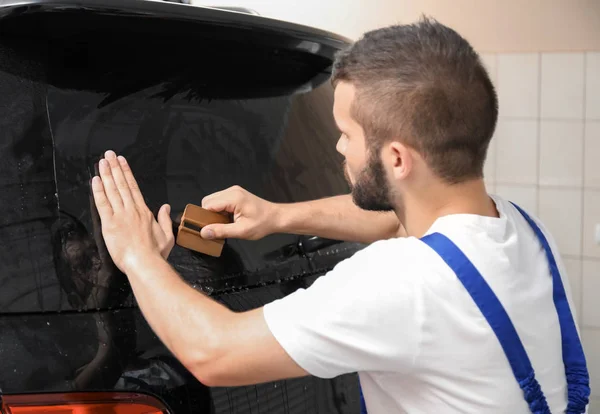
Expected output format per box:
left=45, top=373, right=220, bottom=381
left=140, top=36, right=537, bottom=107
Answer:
left=0, top=0, right=352, bottom=60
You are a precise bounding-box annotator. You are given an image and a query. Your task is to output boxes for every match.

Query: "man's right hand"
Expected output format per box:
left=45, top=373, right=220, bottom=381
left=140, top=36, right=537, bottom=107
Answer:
left=200, top=186, right=404, bottom=244
left=200, top=186, right=280, bottom=241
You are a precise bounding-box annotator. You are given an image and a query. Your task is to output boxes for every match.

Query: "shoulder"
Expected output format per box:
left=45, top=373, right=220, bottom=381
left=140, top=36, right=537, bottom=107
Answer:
left=350, top=236, right=439, bottom=267
left=490, top=194, right=560, bottom=253
left=335, top=236, right=443, bottom=286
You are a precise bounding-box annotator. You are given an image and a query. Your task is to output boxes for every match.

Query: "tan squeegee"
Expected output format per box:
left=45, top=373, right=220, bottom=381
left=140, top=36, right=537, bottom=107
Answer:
left=176, top=204, right=232, bottom=257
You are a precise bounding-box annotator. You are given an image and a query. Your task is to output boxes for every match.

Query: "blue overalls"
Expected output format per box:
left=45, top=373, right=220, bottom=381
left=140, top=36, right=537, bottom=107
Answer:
left=359, top=203, right=590, bottom=414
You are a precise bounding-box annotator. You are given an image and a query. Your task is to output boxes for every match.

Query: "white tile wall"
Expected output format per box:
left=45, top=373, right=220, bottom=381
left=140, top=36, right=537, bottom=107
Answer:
left=583, top=260, right=600, bottom=328
left=490, top=50, right=600, bottom=409
left=540, top=53, right=585, bottom=119
left=583, top=329, right=600, bottom=403
left=539, top=188, right=582, bottom=256
left=480, top=53, right=497, bottom=86
left=495, top=185, right=538, bottom=214
left=583, top=191, right=600, bottom=259
left=587, top=53, right=600, bottom=120
left=495, top=120, right=538, bottom=184
left=483, top=53, right=498, bottom=191
left=497, top=54, right=540, bottom=118
left=539, top=120, right=584, bottom=187
left=590, top=398, right=600, bottom=414
left=563, top=257, right=582, bottom=325
left=585, top=122, right=600, bottom=188
left=484, top=132, right=497, bottom=186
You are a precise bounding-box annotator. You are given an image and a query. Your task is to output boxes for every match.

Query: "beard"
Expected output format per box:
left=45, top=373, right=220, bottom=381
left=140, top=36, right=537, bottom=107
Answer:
left=344, top=152, right=395, bottom=212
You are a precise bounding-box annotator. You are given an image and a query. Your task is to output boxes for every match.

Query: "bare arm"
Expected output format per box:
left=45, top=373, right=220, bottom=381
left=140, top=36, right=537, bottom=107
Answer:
left=200, top=186, right=406, bottom=244
left=91, top=151, right=308, bottom=387
left=276, top=194, right=405, bottom=243
left=123, top=253, right=307, bottom=386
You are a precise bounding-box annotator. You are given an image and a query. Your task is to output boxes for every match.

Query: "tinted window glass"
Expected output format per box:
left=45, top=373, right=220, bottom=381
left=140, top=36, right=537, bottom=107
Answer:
left=0, top=10, right=363, bottom=413
left=0, top=29, right=355, bottom=313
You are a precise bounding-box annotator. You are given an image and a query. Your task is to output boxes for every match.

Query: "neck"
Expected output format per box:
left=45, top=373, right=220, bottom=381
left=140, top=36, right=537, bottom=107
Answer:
left=395, top=178, right=498, bottom=238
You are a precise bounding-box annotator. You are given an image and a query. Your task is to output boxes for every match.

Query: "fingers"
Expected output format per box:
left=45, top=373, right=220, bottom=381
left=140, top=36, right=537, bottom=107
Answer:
left=98, top=158, right=124, bottom=211
left=91, top=176, right=113, bottom=219
left=202, top=186, right=244, bottom=213
left=201, top=222, right=247, bottom=240
left=156, top=204, right=175, bottom=259
left=117, top=155, right=148, bottom=210
left=97, top=150, right=151, bottom=215
left=158, top=204, right=174, bottom=239
left=104, top=151, right=134, bottom=207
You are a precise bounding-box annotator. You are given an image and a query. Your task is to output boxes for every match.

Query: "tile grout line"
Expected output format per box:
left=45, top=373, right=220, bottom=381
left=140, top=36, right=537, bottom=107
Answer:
left=580, top=52, right=587, bottom=306
left=499, top=116, right=594, bottom=122
left=493, top=182, right=600, bottom=191
left=536, top=52, right=542, bottom=216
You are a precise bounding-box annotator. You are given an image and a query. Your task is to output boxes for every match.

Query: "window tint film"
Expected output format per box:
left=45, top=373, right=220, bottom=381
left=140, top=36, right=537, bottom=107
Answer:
left=0, top=20, right=357, bottom=313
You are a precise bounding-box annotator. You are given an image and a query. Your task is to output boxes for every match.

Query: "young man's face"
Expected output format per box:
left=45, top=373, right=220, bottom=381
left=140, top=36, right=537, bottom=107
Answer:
left=333, top=82, right=395, bottom=212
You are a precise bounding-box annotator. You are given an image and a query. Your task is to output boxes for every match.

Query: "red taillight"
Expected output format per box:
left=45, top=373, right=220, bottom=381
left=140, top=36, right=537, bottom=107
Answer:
left=1, top=392, right=168, bottom=413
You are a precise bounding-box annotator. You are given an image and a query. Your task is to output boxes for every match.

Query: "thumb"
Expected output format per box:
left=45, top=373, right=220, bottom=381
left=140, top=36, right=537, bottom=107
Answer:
left=201, top=222, right=245, bottom=240
left=157, top=204, right=173, bottom=237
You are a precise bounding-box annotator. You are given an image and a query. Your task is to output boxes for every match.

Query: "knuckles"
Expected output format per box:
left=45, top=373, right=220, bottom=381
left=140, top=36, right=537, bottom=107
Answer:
left=230, top=185, right=245, bottom=197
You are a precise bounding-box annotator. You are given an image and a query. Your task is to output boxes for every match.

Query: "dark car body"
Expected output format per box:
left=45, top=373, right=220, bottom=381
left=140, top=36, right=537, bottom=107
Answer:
left=0, top=1, right=366, bottom=412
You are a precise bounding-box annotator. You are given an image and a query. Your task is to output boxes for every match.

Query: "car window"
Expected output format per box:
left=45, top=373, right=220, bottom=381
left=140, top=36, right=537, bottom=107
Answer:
left=0, top=38, right=354, bottom=312
left=50, top=79, right=350, bottom=291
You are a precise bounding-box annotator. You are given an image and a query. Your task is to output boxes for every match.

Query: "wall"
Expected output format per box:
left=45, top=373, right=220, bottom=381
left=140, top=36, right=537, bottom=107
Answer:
left=481, top=51, right=600, bottom=412
left=193, top=0, right=600, bottom=50
left=398, top=0, right=600, bottom=52
left=193, top=0, right=600, bottom=410
left=192, top=0, right=405, bottom=40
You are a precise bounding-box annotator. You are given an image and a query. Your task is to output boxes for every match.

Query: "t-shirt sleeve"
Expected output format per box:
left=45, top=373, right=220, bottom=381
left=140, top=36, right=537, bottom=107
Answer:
left=262, top=239, right=423, bottom=379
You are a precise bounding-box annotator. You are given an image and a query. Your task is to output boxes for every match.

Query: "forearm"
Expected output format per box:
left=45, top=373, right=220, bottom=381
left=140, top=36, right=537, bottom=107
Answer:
left=123, top=253, right=232, bottom=377
left=276, top=194, right=405, bottom=244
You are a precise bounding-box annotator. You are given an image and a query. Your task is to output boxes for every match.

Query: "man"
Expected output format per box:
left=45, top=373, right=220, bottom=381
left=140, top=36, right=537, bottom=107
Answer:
left=91, top=17, right=590, bottom=413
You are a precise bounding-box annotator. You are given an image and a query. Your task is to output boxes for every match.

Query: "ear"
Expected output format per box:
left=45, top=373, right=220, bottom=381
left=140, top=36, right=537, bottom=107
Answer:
left=386, top=141, right=412, bottom=180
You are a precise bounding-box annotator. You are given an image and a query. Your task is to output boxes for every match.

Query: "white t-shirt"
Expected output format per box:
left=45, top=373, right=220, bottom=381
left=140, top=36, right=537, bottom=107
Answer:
left=263, top=195, right=583, bottom=413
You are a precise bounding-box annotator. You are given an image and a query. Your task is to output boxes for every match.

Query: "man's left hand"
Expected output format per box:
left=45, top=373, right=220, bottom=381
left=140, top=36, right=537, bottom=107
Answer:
left=91, top=150, right=175, bottom=273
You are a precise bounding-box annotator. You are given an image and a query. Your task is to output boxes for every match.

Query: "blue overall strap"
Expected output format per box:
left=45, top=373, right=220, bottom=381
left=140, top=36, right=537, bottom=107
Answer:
left=510, top=202, right=590, bottom=413
left=359, top=382, right=368, bottom=414
left=420, top=232, right=551, bottom=414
